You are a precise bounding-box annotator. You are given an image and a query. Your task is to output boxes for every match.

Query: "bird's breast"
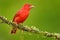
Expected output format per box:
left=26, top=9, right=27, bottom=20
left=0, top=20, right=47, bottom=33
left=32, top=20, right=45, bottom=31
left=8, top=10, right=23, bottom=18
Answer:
left=19, top=11, right=29, bottom=23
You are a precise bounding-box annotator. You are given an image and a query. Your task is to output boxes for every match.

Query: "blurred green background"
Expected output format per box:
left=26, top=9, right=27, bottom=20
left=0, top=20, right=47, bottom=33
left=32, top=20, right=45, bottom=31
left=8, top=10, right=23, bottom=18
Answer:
left=0, top=0, right=60, bottom=40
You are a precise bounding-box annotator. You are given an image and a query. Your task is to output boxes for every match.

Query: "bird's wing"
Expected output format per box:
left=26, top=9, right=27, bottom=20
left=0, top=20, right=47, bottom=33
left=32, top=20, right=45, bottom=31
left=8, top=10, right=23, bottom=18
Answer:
left=12, top=13, right=20, bottom=22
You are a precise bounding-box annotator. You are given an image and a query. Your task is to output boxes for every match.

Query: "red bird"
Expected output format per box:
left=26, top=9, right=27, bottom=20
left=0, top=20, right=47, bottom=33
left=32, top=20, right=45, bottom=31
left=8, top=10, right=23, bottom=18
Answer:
left=11, top=4, right=34, bottom=34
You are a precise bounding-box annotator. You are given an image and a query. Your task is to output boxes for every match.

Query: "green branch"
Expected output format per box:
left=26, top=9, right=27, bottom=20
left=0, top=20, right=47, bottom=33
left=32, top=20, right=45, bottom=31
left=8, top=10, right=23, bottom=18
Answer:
left=0, top=16, right=60, bottom=40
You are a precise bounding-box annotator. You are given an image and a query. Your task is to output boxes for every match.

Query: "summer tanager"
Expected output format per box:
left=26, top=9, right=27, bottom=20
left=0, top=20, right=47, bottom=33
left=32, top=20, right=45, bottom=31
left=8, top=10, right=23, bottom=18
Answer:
left=11, top=4, right=34, bottom=34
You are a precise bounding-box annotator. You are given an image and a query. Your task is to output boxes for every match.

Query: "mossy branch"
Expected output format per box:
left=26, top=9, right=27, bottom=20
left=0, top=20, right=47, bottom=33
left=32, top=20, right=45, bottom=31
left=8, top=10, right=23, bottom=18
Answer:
left=0, top=16, right=60, bottom=40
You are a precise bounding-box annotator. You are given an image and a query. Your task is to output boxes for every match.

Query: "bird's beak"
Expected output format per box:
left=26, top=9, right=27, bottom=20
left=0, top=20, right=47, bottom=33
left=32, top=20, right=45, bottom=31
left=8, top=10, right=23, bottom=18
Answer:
left=30, top=5, right=35, bottom=8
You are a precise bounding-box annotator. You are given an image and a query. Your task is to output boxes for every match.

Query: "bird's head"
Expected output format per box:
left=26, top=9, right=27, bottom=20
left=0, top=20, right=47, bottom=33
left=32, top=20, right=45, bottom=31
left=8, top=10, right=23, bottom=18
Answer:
left=23, top=4, right=35, bottom=11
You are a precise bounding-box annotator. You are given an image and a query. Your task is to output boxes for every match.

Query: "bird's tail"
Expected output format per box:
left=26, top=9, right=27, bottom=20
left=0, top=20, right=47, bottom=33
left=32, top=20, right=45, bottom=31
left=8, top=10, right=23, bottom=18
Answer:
left=11, top=27, right=17, bottom=34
